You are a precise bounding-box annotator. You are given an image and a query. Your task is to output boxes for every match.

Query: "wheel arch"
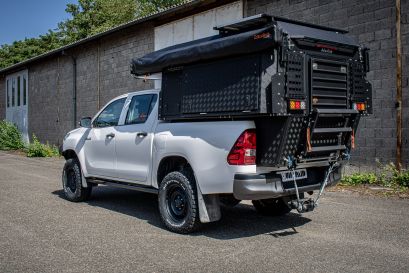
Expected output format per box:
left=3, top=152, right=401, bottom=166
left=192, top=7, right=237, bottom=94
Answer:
left=62, top=149, right=88, bottom=188
left=155, top=155, right=221, bottom=224
left=156, top=155, right=195, bottom=188
left=62, top=149, right=78, bottom=160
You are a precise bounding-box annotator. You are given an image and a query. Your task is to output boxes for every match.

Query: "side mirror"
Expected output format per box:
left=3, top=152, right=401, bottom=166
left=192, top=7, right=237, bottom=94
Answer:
left=79, top=117, right=92, bottom=128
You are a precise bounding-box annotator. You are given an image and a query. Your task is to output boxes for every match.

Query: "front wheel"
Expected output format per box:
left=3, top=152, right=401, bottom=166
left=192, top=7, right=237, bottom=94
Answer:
left=62, top=158, right=92, bottom=202
left=158, top=170, right=201, bottom=233
left=252, top=198, right=292, bottom=216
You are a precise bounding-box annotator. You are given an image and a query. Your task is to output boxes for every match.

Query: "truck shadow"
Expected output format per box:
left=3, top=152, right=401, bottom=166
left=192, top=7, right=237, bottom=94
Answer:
left=53, top=187, right=311, bottom=240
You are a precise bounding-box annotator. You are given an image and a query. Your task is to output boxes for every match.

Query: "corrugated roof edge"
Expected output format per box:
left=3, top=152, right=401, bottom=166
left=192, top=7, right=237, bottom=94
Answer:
left=0, top=0, right=198, bottom=75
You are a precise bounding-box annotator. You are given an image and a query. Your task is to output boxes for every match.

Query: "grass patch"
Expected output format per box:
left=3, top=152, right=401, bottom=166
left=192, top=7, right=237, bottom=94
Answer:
left=341, top=162, right=409, bottom=190
left=0, top=120, right=59, bottom=157
left=0, top=120, right=25, bottom=150
left=26, top=135, right=60, bottom=158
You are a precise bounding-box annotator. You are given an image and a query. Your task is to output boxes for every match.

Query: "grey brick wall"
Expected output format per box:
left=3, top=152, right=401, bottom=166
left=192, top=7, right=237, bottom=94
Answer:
left=246, top=0, right=408, bottom=168
left=28, top=57, right=69, bottom=145
left=27, top=22, right=154, bottom=145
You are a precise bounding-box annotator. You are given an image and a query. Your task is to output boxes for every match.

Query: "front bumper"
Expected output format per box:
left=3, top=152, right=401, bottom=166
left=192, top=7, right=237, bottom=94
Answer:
left=233, top=166, right=342, bottom=200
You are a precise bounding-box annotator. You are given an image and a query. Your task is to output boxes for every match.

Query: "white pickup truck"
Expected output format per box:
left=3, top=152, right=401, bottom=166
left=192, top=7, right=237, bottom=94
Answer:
left=62, top=89, right=343, bottom=233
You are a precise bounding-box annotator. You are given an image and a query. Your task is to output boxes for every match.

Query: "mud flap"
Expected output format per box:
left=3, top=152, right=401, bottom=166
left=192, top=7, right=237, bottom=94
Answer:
left=81, top=171, right=89, bottom=188
left=197, top=185, right=221, bottom=223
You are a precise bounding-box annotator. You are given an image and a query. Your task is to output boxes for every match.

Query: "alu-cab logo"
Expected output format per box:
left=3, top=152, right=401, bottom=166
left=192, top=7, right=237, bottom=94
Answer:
left=254, top=32, right=272, bottom=40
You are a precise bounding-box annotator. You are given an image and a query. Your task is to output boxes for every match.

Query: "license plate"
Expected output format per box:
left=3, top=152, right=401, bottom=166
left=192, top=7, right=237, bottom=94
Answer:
left=278, top=169, right=307, bottom=182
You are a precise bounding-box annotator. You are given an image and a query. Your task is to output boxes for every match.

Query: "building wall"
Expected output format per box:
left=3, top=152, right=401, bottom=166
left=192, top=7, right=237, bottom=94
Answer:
left=27, top=22, right=154, bottom=145
left=246, top=0, right=408, bottom=168
left=0, top=1, right=407, bottom=168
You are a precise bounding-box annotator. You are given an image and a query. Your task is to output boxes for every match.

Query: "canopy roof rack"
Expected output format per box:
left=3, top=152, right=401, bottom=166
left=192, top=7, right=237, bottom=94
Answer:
left=214, top=14, right=273, bottom=34
left=214, top=14, right=348, bottom=35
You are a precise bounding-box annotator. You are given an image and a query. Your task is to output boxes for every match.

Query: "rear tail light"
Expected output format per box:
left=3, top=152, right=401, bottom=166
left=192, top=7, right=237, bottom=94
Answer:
left=353, top=102, right=366, bottom=111
left=227, top=129, right=256, bottom=165
left=289, top=100, right=306, bottom=110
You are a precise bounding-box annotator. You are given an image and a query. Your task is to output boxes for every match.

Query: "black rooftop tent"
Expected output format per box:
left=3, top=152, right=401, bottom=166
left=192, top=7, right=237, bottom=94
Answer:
left=130, top=14, right=357, bottom=76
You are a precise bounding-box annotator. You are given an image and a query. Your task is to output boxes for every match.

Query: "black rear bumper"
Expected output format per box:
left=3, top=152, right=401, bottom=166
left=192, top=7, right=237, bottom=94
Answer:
left=233, top=166, right=342, bottom=200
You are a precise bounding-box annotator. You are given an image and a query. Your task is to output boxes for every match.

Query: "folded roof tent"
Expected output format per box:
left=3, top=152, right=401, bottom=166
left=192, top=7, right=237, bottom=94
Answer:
left=130, top=14, right=357, bottom=76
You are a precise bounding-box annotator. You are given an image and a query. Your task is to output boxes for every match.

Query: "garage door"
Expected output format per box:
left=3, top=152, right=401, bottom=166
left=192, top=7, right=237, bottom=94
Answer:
left=153, top=1, right=243, bottom=88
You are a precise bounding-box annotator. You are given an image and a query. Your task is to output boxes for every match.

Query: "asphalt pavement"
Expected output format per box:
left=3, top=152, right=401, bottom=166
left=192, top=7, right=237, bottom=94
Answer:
left=0, top=151, right=408, bottom=273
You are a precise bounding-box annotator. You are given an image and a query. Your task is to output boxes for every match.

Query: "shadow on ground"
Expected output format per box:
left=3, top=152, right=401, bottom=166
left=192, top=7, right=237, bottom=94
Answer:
left=53, top=186, right=311, bottom=240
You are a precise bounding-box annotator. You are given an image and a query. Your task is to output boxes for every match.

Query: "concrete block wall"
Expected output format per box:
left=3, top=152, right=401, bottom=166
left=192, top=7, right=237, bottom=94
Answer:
left=246, top=0, right=408, bottom=168
left=97, top=22, right=154, bottom=106
left=27, top=22, right=154, bottom=145
left=29, top=57, right=73, bottom=145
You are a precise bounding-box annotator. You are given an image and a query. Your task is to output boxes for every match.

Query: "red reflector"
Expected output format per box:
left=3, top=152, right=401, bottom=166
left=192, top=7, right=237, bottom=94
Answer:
left=227, top=129, right=256, bottom=165
left=289, top=100, right=306, bottom=110
left=295, top=101, right=301, bottom=109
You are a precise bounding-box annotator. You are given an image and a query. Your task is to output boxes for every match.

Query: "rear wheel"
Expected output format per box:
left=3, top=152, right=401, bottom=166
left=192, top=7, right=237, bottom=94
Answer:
left=62, top=158, right=92, bottom=202
left=158, top=170, right=200, bottom=233
left=252, top=198, right=292, bottom=216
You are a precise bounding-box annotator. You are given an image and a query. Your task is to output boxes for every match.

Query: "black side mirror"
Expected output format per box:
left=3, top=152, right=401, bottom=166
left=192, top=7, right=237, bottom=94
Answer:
left=79, top=117, right=92, bottom=128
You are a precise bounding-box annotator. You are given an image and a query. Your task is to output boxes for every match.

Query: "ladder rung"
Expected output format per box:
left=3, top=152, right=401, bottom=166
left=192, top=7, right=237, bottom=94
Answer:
left=315, top=109, right=358, bottom=114
left=309, top=145, right=346, bottom=153
left=313, top=128, right=352, bottom=134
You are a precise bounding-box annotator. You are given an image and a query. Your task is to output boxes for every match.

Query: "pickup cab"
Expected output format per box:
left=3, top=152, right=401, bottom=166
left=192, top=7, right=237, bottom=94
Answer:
left=62, top=89, right=343, bottom=233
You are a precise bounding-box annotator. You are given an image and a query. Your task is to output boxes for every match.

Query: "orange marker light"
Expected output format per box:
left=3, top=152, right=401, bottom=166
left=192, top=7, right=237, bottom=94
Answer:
left=289, top=100, right=306, bottom=110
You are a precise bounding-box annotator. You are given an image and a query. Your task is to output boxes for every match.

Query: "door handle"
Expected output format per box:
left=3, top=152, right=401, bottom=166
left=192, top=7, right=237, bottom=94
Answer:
left=85, top=137, right=91, bottom=141
left=137, top=132, right=148, bottom=138
left=106, top=133, right=115, bottom=138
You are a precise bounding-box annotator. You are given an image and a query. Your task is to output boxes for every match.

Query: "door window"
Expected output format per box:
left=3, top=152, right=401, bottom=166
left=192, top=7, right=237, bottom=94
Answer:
left=125, top=94, right=157, bottom=125
left=93, top=98, right=126, bottom=128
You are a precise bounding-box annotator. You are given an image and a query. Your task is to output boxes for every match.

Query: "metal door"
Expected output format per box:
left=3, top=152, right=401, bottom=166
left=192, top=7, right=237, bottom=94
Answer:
left=5, top=70, right=29, bottom=142
left=114, top=94, right=158, bottom=183
left=84, top=97, right=126, bottom=178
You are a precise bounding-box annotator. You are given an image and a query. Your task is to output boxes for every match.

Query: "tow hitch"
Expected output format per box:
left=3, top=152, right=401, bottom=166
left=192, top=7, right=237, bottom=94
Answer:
left=285, top=156, right=339, bottom=213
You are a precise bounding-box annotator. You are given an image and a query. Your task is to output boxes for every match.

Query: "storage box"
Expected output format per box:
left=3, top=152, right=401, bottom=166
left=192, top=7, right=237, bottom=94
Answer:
left=159, top=51, right=276, bottom=120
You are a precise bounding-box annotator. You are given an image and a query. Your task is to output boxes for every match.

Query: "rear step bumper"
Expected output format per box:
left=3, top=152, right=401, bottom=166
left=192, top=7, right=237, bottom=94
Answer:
left=233, top=167, right=342, bottom=200
left=303, top=108, right=359, bottom=160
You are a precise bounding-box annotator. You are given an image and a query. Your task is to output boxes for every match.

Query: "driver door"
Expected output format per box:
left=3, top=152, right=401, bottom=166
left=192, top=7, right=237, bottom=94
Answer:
left=84, top=97, right=126, bottom=178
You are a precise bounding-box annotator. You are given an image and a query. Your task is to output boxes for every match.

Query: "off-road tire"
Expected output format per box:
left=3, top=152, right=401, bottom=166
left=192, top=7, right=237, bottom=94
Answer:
left=62, top=158, right=92, bottom=202
left=158, top=170, right=201, bottom=233
left=252, top=198, right=292, bottom=216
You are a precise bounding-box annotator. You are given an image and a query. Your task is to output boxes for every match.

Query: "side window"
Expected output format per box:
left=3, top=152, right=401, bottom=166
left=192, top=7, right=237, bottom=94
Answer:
left=12, top=78, right=15, bottom=107
left=17, top=76, right=21, bottom=106
left=125, top=94, right=157, bottom=125
left=23, top=75, right=27, bottom=105
left=93, top=98, right=126, bottom=128
left=6, top=79, right=9, bottom=108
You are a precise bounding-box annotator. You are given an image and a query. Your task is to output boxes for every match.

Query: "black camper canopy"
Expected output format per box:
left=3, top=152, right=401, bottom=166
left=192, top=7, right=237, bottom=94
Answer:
left=130, top=14, right=358, bottom=76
